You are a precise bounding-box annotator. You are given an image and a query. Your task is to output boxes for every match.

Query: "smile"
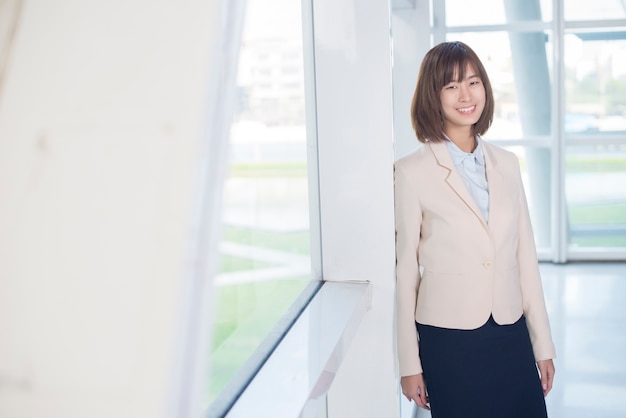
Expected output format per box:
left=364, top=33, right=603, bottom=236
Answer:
left=457, top=105, right=476, bottom=114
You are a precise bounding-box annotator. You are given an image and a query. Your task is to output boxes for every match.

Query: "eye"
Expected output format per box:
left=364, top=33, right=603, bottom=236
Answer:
left=469, top=79, right=482, bottom=86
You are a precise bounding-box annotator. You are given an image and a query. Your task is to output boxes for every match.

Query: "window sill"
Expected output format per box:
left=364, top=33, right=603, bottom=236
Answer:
left=224, top=280, right=371, bottom=417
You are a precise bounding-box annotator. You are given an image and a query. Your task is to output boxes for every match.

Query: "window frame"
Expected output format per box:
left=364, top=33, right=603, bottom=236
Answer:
left=433, top=0, right=626, bottom=262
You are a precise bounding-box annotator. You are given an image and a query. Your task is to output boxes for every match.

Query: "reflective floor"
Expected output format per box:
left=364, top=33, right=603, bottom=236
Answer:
left=408, top=262, right=626, bottom=418
left=542, top=262, right=626, bottom=418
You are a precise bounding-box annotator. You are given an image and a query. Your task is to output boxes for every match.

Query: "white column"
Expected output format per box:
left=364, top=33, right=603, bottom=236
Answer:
left=311, top=1, right=399, bottom=416
left=390, top=4, right=432, bottom=416
left=392, top=1, right=432, bottom=160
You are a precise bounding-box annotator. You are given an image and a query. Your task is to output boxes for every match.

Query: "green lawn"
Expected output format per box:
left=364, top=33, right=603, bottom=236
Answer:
left=208, top=278, right=309, bottom=403
left=221, top=225, right=310, bottom=255
left=219, top=254, right=276, bottom=273
left=229, top=161, right=308, bottom=178
left=228, top=156, right=626, bottom=176
left=566, top=155, right=626, bottom=173
left=568, top=202, right=626, bottom=247
left=210, top=224, right=312, bottom=403
left=568, top=202, right=626, bottom=225
left=570, top=236, right=626, bottom=247
left=229, top=156, right=626, bottom=176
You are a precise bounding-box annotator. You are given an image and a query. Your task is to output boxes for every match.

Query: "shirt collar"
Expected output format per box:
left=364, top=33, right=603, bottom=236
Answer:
left=445, top=135, right=485, bottom=167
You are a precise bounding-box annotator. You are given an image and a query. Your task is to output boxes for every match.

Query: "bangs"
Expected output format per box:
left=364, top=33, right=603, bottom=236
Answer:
left=435, top=43, right=475, bottom=88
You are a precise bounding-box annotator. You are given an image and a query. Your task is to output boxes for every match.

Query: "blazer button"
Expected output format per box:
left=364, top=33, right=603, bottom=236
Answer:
left=483, top=260, right=492, bottom=269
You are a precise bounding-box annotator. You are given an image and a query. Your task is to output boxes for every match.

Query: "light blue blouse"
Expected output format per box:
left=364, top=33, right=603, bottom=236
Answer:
left=445, top=137, right=490, bottom=223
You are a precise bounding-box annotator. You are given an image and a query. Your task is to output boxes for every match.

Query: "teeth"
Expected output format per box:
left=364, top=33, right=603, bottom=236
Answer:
left=458, top=106, right=475, bottom=113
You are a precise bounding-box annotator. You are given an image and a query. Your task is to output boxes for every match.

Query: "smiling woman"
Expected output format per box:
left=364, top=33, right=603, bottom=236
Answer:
left=396, top=41, right=556, bottom=418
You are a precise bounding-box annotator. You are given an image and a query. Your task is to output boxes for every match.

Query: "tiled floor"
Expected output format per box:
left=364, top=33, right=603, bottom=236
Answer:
left=408, top=262, right=626, bottom=418
left=542, top=262, right=626, bottom=418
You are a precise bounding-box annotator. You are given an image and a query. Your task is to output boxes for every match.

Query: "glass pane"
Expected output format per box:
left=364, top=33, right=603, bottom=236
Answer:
left=564, top=33, right=626, bottom=134
left=565, top=0, right=626, bottom=21
left=445, top=0, right=552, bottom=26
left=504, top=146, right=553, bottom=252
left=566, top=146, right=626, bottom=248
left=448, top=32, right=553, bottom=141
left=208, top=0, right=311, bottom=405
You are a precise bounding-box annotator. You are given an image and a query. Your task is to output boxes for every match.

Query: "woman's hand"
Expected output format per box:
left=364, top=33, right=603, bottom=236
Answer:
left=401, top=373, right=430, bottom=410
left=537, top=359, right=555, bottom=397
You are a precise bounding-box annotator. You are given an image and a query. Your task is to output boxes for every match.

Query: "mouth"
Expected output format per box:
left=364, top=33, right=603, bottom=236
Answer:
left=457, top=105, right=476, bottom=114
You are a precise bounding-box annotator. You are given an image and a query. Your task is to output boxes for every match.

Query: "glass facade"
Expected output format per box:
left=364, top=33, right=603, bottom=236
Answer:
left=564, top=0, right=626, bottom=21
left=566, top=147, right=626, bottom=248
left=564, top=34, right=626, bottom=135
left=445, top=0, right=553, bottom=25
left=207, top=0, right=312, bottom=406
left=437, top=0, right=626, bottom=259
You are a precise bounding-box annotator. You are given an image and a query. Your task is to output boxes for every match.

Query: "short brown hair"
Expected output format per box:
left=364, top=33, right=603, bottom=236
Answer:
left=410, top=41, right=494, bottom=143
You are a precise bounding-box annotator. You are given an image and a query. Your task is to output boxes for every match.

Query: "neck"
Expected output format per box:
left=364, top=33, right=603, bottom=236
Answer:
left=446, top=129, right=476, bottom=153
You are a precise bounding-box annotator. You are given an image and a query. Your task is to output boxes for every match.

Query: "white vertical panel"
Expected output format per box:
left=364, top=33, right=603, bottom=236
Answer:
left=0, top=1, right=223, bottom=417
left=392, top=0, right=432, bottom=160
left=391, top=4, right=432, bottom=416
left=552, top=0, right=567, bottom=263
left=312, top=1, right=399, bottom=417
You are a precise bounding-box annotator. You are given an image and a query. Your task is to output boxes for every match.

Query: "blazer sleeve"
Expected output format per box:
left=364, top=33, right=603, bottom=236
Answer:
left=394, top=161, right=423, bottom=376
left=514, top=158, right=557, bottom=361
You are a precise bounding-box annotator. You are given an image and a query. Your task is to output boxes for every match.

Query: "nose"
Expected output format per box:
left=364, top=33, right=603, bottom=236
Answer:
left=459, top=84, right=470, bottom=102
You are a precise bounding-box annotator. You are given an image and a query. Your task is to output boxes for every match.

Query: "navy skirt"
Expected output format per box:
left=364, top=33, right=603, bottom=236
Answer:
left=416, top=315, right=547, bottom=418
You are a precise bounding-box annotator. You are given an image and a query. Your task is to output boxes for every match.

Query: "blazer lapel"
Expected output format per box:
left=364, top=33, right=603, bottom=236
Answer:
left=482, top=141, right=504, bottom=234
left=428, top=141, right=488, bottom=229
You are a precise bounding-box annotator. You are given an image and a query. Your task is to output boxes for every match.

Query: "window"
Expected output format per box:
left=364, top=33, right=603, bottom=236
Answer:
left=564, top=0, right=626, bottom=21
left=207, top=0, right=314, bottom=411
left=564, top=33, right=626, bottom=250
left=444, top=0, right=552, bottom=25
left=434, top=0, right=626, bottom=260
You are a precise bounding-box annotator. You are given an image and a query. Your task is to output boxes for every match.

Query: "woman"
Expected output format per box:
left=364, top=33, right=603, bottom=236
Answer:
left=394, top=41, right=556, bottom=417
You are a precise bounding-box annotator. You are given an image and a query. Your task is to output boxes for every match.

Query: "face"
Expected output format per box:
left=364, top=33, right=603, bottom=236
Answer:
left=439, top=63, right=486, bottom=135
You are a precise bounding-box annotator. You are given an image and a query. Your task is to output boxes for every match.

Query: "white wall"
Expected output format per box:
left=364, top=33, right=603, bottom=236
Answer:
left=0, top=1, right=222, bottom=417
left=310, top=1, right=433, bottom=417
left=310, top=1, right=399, bottom=416
left=391, top=1, right=432, bottom=160
left=391, top=4, right=432, bottom=416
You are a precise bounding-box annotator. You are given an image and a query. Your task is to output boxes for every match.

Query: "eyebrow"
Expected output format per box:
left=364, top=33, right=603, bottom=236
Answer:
left=447, top=69, right=480, bottom=83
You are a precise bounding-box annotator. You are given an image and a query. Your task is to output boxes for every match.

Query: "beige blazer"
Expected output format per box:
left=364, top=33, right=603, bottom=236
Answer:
left=394, top=139, right=556, bottom=377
